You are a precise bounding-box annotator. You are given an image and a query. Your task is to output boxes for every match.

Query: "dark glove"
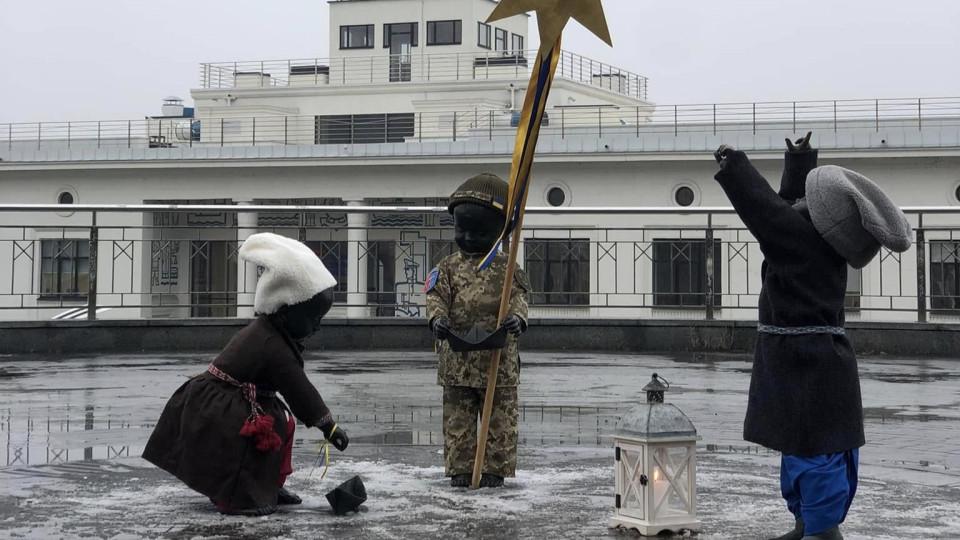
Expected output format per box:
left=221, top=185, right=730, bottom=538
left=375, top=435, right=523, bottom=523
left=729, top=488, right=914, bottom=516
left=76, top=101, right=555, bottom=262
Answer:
left=714, top=144, right=737, bottom=169
left=320, top=421, right=349, bottom=452
left=785, top=131, right=812, bottom=152
left=431, top=317, right=451, bottom=339
left=502, top=315, right=526, bottom=336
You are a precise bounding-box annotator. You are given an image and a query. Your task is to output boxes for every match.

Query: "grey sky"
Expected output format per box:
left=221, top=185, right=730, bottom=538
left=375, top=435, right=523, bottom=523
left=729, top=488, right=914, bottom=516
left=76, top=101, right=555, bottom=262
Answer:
left=1, top=0, right=958, bottom=122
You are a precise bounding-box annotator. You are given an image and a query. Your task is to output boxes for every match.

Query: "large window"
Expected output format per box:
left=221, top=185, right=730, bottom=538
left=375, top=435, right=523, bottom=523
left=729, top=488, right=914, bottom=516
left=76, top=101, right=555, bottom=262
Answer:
left=524, top=239, right=589, bottom=305
left=384, top=22, right=418, bottom=48
left=931, top=240, right=960, bottom=311
left=511, top=33, right=524, bottom=52
left=427, top=20, right=462, bottom=45
left=315, top=113, right=415, bottom=144
left=477, top=22, right=492, bottom=49
left=340, top=24, right=375, bottom=49
left=41, top=239, right=89, bottom=299
left=494, top=28, right=508, bottom=52
left=652, top=239, right=722, bottom=307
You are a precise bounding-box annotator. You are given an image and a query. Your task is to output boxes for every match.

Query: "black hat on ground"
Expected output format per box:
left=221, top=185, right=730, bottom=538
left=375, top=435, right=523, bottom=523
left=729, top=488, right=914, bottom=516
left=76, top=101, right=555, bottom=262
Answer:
left=326, top=476, right=367, bottom=515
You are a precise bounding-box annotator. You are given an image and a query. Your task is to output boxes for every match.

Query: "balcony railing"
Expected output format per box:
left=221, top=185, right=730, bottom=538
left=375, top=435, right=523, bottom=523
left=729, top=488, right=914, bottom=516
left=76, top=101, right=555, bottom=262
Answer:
left=198, top=49, right=649, bottom=100
left=0, top=204, right=957, bottom=323
left=2, top=97, right=959, bottom=158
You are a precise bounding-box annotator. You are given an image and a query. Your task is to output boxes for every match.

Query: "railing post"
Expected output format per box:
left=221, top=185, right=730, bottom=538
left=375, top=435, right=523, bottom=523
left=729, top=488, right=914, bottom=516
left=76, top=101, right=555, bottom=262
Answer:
left=752, top=103, right=756, bottom=135
left=343, top=57, right=346, bottom=84
left=252, top=117, right=256, bottom=146
left=875, top=99, right=879, bottom=132
left=67, top=122, right=71, bottom=149
left=370, top=56, right=374, bottom=83
left=712, top=104, right=716, bottom=136
left=87, top=212, right=99, bottom=321
left=260, top=61, right=265, bottom=87
left=127, top=120, right=131, bottom=148
left=418, top=112, right=422, bottom=142
left=284, top=116, right=289, bottom=145
left=221, top=118, right=224, bottom=146
left=7, top=123, right=11, bottom=151
left=674, top=105, right=678, bottom=137
left=636, top=106, right=640, bottom=138
left=792, top=101, right=796, bottom=133
left=456, top=54, right=460, bottom=81
left=833, top=100, right=837, bottom=133
left=918, top=98, right=922, bottom=131
left=37, top=122, right=41, bottom=150
left=598, top=106, right=603, bottom=138
left=314, top=58, right=319, bottom=85
left=452, top=112, right=457, bottom=141
left=562, top=107, right=566, bottom=139
left=705, top=214, right=715, bottom=321
left=489, top=109, right=493, bottom=140
left=384, top=113, right=389, bottom=141
left=916, top=220, right=927, bottom=323
left=98, top=121, right=102, bottom=149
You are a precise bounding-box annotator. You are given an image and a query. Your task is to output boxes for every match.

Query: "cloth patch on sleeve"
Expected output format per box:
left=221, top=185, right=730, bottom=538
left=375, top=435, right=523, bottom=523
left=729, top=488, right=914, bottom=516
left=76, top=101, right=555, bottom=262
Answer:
left=424, top=268, right=440, bottom=293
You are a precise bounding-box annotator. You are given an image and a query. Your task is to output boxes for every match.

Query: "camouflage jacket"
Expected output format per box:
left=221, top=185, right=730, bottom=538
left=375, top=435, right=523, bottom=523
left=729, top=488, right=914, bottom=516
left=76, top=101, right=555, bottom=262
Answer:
left=426, top=251, right=530, bottom=388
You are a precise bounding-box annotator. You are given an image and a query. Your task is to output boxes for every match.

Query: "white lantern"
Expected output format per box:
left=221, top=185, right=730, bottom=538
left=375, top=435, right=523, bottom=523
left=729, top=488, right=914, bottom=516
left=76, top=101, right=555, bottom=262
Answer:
left=610, top=373, right=700, bottom=536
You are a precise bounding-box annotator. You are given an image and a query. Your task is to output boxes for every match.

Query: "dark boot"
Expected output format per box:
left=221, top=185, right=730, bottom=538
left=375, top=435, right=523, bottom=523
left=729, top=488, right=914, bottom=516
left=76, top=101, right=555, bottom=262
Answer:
left=769, top=519, right=804, bottom=540
left=479, top=473, right=504, bottom=488
left=450, top=474, right=471, bottom=488
left=277, top=487, right=302, bottom=505
left=802, top=526, right=843, bottom=540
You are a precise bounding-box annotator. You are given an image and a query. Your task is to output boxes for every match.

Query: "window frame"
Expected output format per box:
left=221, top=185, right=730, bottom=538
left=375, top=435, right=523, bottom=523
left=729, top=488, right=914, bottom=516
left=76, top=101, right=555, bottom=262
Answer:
left=494, top=28, right=508, bottom=51
left=524, top=238, right=590, bottom=306
left=930, top=240, right=960, bottom=312
left=651, top=239, right=723, bottom=308
left=477, top=21, right=492, bottom=49
left=383, top=22, right=418, bottom=48
left=511, top=33, right=524, bottom=52
left=339, top=24, right=375, bottom=50
left=427, top=20, right=462, bottom=46
left=39, top=239, right=90, bottom=301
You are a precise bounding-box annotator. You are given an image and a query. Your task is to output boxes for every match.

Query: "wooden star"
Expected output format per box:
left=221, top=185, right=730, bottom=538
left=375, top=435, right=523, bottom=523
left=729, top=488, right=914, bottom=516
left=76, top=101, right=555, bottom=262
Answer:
left=487, top=0, right=612, bottom=49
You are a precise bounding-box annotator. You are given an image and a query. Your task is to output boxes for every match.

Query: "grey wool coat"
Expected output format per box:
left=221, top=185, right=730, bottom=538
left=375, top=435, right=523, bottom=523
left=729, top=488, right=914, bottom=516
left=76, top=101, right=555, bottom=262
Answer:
left=715, top=149, right=865, bottom=456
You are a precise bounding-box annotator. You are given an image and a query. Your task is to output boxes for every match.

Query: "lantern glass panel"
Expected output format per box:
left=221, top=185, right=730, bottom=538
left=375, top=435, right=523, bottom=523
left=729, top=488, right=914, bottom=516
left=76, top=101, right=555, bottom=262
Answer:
left=651, top=446, right=692, bottom=518
left=616, top=444, right=646, bottom=520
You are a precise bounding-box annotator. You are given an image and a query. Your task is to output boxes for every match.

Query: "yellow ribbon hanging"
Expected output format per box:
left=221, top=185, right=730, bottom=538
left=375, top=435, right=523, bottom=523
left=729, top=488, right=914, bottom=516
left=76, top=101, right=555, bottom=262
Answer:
left=308, top=423, right=337, bottom=480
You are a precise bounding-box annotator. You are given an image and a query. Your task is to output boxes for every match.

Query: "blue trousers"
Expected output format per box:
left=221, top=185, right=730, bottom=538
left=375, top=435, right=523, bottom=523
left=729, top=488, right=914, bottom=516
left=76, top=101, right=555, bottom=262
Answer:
left=780, top=449, right=859, bottom=535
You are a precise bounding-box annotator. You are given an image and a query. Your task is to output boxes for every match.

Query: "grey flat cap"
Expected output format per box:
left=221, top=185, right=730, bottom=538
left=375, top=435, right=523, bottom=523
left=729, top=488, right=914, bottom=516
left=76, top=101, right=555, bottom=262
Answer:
left=806, top=165, right=912, bottom=268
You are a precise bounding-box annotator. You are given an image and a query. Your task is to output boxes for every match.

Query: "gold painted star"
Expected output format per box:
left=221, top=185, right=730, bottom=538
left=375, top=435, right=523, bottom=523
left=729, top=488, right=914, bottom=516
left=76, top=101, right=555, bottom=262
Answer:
left=487, top=0, right=612, bottom=50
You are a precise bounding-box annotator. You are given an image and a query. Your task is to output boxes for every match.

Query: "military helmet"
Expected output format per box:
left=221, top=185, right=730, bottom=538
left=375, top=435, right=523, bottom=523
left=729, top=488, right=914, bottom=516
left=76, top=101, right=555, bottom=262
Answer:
left=447, top=173, right=508, bottom=215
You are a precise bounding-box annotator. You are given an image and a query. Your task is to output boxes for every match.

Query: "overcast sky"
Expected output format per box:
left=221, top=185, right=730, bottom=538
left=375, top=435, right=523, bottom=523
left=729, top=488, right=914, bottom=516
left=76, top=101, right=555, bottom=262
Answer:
left=1, top=0, right=958, bottom=122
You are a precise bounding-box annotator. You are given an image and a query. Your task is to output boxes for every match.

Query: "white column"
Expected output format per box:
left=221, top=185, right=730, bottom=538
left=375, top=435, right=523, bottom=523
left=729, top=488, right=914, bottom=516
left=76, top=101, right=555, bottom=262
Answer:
left=346, top=199, right=370, bottom=318
left=236, top=201, right=258, bottom=318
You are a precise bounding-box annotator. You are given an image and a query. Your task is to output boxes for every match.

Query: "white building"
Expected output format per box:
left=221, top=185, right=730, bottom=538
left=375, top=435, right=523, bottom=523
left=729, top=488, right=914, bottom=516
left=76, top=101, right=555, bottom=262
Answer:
left=1, top=0, right=958, bottom=324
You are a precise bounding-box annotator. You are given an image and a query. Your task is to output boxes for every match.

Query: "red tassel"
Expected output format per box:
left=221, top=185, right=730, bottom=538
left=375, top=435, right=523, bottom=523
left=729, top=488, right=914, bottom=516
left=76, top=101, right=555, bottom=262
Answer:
left=239, top=414, right=282, bottom=452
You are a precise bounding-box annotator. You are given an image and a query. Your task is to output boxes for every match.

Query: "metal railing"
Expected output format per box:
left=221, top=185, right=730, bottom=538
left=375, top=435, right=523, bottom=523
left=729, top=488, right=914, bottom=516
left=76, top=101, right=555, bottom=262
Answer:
left=198, top=49, right=649, bottom=100
left=3, top=97, right=959, bottom=156
left=0, top=204, right=957, bottom=323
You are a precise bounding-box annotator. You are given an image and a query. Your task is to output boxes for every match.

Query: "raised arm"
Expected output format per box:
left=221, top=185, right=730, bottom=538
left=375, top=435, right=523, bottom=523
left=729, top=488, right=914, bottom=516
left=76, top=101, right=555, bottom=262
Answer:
left=714, top=146, right=822, bottom=263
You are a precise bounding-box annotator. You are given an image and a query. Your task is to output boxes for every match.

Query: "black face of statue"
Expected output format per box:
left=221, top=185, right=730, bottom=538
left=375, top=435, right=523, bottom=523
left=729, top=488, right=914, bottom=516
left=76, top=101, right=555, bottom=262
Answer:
left=274, top=288, right=335, bottom=341
left=453, top=203, right=505, bottom=255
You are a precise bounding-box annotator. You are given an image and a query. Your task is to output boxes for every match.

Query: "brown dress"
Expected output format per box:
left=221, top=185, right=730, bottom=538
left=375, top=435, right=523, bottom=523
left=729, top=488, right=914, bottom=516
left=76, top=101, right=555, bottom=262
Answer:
left=143, top=316, right=333, bottom=511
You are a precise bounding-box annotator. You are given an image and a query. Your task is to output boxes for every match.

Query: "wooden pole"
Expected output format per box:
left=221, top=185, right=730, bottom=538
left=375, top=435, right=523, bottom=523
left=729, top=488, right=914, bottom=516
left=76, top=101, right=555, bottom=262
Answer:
left=471, top=39, right=561, bottom=489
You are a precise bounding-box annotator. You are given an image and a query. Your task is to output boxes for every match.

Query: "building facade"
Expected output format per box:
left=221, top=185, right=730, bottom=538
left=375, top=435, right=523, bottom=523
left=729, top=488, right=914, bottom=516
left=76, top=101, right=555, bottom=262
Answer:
left=1, top=0, right=959, bottom=323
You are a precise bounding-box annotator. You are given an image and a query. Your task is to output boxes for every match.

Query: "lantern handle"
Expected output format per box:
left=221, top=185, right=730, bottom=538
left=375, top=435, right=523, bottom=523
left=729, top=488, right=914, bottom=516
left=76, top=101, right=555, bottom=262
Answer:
left=653, top=373, right=670, bottom=389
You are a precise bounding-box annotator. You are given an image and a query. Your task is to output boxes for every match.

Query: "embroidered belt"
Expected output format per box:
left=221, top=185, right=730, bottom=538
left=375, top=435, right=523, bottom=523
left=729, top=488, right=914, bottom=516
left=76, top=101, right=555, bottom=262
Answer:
left=206, top=364, right=276, bottom=407
left=757, top=324, right=845, bottom=336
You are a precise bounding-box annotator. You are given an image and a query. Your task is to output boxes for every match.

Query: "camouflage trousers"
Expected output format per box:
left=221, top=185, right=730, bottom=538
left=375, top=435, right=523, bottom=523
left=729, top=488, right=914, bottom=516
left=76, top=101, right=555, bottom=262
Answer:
left=442, top=385, right=518, bottom=478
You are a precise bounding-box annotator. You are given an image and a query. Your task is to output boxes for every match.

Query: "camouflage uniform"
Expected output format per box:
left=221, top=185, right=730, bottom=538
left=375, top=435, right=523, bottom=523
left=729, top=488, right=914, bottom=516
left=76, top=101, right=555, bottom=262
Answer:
left=426, top=250, right=529, bottom=477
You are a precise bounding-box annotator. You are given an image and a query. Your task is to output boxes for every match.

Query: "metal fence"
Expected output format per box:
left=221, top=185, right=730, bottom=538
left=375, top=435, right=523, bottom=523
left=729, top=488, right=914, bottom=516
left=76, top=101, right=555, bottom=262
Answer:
left=0, top=204, right=957, bottom=323
left=198, top=49, right=649, bottom=100
left=3, top=97, right=959, bottom=154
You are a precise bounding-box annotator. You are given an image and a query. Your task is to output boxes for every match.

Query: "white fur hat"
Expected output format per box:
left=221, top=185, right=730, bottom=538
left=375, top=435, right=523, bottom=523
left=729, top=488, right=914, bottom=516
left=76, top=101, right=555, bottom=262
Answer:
left=238, top=232, right=337, bottom=315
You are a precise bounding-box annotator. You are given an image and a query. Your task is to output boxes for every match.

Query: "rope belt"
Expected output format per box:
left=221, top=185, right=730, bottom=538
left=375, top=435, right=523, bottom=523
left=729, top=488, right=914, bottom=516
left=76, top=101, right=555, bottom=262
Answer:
left=758, top=324, right=846, bottom=336
left=207, top=363, right=282, bottom=452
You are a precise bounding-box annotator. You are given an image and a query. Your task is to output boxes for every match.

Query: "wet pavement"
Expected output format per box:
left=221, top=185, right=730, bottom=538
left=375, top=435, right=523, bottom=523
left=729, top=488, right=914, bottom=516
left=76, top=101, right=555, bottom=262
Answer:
left=1, top=351, right=958, bottom=538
